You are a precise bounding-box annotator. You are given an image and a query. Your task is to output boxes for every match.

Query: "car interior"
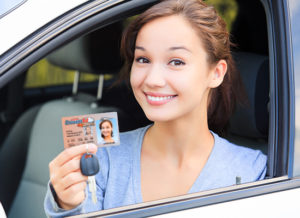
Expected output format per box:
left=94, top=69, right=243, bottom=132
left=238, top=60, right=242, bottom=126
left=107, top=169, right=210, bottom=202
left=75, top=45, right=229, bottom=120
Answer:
left=0, top=0, right=270, bottom=217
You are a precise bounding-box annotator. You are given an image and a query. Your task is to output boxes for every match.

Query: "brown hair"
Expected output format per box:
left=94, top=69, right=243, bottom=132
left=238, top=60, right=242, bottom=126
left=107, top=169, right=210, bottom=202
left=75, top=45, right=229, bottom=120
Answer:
left=120, top=0, right=246, bottom=136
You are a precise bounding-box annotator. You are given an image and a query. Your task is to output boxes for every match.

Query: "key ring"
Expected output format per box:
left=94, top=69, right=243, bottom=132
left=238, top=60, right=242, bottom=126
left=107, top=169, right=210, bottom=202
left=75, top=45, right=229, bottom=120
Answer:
left=86, top=144, right=89, bottom=154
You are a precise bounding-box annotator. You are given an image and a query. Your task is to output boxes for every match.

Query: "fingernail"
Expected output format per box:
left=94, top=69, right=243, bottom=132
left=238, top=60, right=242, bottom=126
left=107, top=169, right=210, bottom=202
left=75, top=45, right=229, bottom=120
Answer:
left=83, top=143, right=97, bottom=153
left=89, top=143, right=97, bottom=150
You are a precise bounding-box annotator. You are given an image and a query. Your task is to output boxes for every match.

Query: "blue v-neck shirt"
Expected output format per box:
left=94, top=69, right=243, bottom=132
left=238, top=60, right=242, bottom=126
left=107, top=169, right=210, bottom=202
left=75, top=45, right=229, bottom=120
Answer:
left=44, top=125, right=267, bottom=217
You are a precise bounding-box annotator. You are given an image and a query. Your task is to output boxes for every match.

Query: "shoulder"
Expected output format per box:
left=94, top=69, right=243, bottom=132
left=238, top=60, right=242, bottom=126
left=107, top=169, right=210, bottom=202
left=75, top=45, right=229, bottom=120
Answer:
left=120, top=125, right=149, bottom=143
left=212, top=132, right=267, bottom=183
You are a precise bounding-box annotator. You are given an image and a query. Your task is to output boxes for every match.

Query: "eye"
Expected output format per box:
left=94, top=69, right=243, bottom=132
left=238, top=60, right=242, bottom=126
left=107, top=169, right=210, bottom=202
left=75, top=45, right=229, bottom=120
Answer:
left=135, top=57, right=150, bottom=64
left=169, top=59, right=185, bottom=66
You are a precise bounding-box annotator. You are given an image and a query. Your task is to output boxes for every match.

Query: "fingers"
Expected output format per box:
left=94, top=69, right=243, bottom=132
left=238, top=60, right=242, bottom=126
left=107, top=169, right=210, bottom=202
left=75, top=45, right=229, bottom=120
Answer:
left=49, top=143, right=97, bottom=187
left=52, top=143, right=97, bottom=167
left=59, top=157, right=81, bottom=178
left=50, top=159, right=86, bottom=193
left=62, top=181, right=87, bottom=198
left=49, top=143, right=97, bottom=181
left=56, top=181, right=87, bottom=210
left=48, top=143, right=98, bottom=209
left=61, top=171, right=88, bottom=190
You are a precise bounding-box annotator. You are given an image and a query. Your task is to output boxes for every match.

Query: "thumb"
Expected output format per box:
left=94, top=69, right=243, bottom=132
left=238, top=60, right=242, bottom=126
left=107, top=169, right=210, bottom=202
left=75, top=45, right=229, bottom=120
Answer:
left=82, top=143, right=98, bottom=154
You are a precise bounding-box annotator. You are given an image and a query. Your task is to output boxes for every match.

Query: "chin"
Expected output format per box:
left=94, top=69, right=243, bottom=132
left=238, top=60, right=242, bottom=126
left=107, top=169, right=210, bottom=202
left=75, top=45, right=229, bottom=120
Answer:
left=143, top=110, right=176, bottom=123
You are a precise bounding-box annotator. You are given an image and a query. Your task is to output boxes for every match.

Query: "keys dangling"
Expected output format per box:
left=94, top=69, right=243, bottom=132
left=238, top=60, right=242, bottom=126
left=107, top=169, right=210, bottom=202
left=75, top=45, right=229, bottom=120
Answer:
left=88, top=176, right=97, bottom=204
left=80, top=148, right=100, bottom=204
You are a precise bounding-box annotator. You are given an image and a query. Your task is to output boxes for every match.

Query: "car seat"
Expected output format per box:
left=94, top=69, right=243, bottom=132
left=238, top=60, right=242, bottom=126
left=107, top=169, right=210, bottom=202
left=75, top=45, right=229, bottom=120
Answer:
left=0, top=21, right=132, bottom=218
left=228, top=52, right=269, bottom=154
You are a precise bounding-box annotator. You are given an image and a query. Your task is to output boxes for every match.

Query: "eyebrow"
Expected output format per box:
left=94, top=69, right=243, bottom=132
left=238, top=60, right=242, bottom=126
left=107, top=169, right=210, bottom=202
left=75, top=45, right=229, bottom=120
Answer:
left=169, top=46, right=192, bottom=53
left=135, top=46, right=145, bottom=51
left=135, top=46, right=192, bottom=53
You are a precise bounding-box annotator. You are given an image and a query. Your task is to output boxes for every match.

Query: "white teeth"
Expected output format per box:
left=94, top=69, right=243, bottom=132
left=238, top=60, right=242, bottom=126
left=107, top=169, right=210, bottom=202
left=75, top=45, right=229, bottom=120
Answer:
left=147, top=95, right=174, bottom=101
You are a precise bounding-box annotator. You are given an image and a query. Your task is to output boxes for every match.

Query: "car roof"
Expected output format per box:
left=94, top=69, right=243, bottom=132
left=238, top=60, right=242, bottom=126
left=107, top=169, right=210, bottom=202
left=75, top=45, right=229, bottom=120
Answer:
left=0, top=0, right=88, bottom=56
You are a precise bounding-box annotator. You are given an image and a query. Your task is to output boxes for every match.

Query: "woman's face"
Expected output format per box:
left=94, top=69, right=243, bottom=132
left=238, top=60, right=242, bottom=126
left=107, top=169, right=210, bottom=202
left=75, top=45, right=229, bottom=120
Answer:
left=101, top=121, right=112, bottom=138
left=86, top=126, right=91, bottom=135
left=130, top=15, right=226, bottom=122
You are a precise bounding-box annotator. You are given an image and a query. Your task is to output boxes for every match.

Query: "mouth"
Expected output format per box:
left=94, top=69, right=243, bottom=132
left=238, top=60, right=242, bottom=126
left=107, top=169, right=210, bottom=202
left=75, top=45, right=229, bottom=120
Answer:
left=144, top=92, right=177, bottom=105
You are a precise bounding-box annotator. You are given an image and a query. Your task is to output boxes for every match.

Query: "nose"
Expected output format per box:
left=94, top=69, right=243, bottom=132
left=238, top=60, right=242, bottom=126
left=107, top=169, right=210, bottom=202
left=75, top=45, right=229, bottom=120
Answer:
left=144, top=63, right=166, bottom=88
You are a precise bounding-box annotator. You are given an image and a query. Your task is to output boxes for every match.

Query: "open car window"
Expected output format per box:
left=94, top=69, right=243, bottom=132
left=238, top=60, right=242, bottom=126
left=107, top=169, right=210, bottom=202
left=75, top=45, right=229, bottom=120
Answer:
left=0, top=0, right=296, bottom=217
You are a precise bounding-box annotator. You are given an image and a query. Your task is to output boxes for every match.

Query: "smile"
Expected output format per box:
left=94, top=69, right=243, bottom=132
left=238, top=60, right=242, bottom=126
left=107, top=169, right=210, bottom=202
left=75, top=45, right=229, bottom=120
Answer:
left=144, top=92, right=177, bottom=105
left=147, top=95, right=174, bottom=101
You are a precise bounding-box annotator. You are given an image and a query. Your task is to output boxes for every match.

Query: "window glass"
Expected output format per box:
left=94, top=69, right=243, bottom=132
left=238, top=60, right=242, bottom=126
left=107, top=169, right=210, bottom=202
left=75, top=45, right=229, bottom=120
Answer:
left=25, top=59, right=99, bottom=88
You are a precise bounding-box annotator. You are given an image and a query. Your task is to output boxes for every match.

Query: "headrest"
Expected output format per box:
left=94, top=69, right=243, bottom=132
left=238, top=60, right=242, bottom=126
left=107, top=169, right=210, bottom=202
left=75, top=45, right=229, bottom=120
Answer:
left=229, top=52, right=269, bottom=139
left=47, top=22, right=123, bottom=75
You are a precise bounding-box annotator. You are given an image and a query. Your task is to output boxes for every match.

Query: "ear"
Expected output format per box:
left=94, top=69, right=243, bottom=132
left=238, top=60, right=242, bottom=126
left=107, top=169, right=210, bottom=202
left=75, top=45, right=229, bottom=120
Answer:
left=208, top=59, right=227, bottom=88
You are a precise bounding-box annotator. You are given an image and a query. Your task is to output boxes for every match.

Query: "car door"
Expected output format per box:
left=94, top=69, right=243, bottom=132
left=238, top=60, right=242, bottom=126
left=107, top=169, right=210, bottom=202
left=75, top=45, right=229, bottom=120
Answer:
left=0, top=0, right=299, bottom=217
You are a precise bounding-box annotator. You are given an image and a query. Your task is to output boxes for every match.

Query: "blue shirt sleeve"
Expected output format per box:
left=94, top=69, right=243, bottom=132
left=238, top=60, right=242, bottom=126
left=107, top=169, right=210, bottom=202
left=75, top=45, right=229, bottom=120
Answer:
left=254, top=150, right=267, bottom=181
left=44, top=182, right=87, bottom=217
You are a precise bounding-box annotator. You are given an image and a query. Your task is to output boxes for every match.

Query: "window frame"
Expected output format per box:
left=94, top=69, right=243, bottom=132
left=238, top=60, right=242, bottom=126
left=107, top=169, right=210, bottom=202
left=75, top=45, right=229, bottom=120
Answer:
left=266, top=0, right=295, bottom=178
left=289, top=0, right=300, bottom=177
left=69, top=177, right=300, bottom=217
left=0, top=0, right=298, bottom=217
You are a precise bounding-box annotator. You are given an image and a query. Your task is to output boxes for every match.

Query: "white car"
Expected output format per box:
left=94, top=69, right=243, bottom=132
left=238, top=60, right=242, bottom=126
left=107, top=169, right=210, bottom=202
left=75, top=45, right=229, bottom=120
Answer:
left=0, top=0, right=300, bottom=217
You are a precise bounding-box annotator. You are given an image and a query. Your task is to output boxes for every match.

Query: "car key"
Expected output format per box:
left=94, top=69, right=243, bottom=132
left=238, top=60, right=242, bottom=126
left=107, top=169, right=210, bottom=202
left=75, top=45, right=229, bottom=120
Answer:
left=88, top=175, right=97, bottom=204
left=80, top=146, right=100, bottom=204
left=80, top=152, right=99, bottom=204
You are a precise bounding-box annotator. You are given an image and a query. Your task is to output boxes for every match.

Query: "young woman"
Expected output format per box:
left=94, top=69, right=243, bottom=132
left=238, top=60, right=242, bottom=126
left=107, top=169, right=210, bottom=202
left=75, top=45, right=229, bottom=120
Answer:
left=99, top=120, right=115, bottom=144
left=45, top=0, right=267, bottom=216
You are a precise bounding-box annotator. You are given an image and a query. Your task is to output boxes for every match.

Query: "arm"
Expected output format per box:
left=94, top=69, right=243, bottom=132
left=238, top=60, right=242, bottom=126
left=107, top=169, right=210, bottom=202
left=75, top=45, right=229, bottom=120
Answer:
left=44, top=144, right=104, bottom=217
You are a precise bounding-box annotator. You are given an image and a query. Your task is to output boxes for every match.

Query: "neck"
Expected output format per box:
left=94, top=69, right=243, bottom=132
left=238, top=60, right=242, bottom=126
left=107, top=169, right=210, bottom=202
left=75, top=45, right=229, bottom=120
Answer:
left=144, top=106, right=214, bottom=168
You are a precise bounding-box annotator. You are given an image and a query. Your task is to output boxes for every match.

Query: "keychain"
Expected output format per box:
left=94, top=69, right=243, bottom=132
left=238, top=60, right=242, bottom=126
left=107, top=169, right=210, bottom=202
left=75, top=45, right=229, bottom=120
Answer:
left=80, top=144, right=100, bottom=204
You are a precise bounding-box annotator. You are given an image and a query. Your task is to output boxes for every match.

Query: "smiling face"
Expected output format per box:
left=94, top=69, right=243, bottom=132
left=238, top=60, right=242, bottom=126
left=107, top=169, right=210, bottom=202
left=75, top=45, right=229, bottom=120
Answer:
left=86, top=126, right=91, bottom=135
left=100, top=121, right=113, bottom=138
left=130, top=15, right=226, bottom=123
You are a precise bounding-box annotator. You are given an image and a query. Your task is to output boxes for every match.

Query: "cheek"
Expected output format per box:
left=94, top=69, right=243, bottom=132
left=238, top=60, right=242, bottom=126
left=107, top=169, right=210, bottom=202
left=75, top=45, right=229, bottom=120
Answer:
left=172, top=68, right=210, bottom=95
left=190, top=64, right=211, bottom=85
left=130, top=66, right=146, bottom=90
left=169, top=69, right=197, bottom=89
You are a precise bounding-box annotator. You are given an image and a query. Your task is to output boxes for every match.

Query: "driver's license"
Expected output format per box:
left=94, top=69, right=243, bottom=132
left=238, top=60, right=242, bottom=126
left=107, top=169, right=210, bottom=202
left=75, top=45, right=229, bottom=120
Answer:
left=61, top=112, right=120, bottom=148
